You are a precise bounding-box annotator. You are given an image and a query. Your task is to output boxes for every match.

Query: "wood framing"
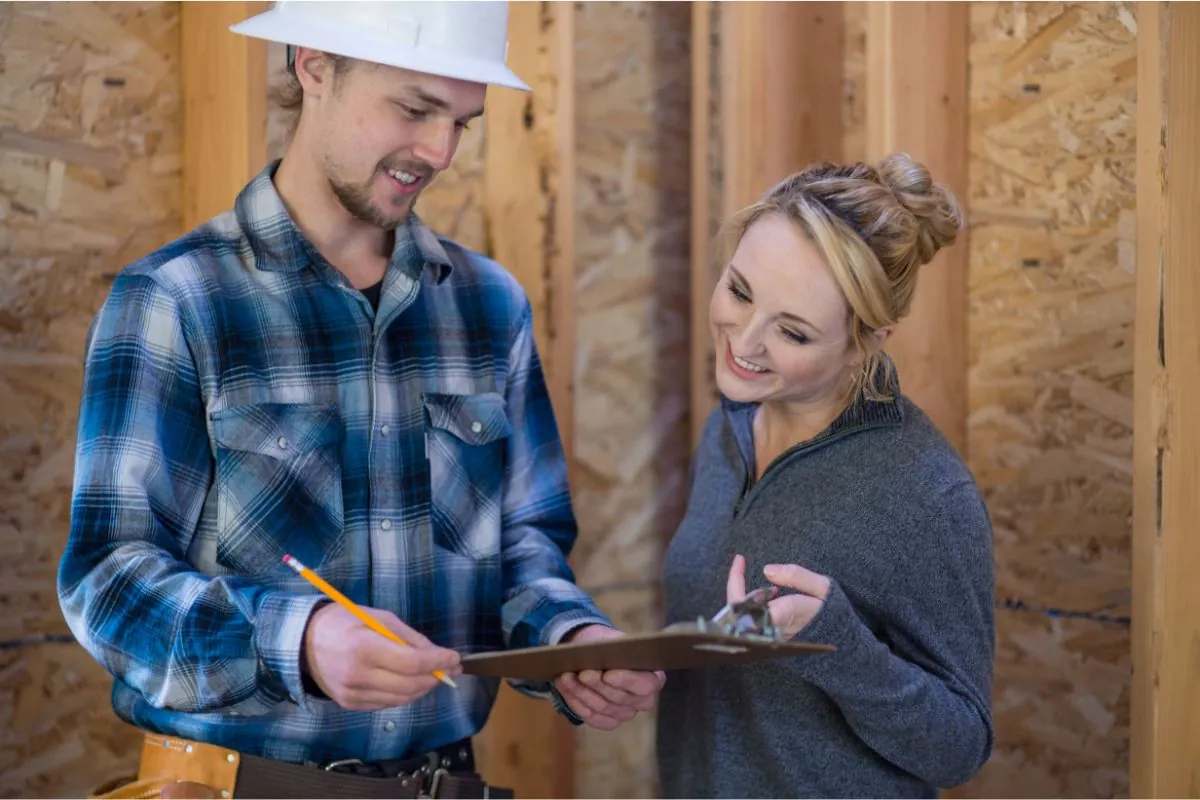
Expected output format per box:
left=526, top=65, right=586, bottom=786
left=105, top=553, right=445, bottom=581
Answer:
left=180, top=1, right=268, bottom=230
left=1132, top=3, right=1200, bottom=797
left=865, top=1, right=969, bottom=456
left=476, top=4, right=576, bottom=798
left=691, top=1, right=844, bottom=444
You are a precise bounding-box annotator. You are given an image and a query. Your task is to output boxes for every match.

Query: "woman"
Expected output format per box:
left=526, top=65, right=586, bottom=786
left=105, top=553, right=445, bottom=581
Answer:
left=657, top=154, right=995, bottom=798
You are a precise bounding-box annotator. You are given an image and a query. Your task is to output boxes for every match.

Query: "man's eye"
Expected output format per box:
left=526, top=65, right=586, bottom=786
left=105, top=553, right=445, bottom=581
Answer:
left=400, top=104, right=427, bottom=120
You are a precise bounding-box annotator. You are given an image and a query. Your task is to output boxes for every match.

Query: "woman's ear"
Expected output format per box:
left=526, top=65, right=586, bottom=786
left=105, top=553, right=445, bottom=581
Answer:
left=865, top=326, right=893, bottom=355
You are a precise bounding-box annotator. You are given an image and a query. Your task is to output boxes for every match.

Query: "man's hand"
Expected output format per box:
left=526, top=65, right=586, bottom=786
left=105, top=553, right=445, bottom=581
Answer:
left=302, top=602, right=462, bottom=711
left=553, top=625, right=665, bottom=731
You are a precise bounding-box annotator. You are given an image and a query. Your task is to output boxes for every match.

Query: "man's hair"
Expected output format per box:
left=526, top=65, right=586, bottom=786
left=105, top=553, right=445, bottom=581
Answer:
left=272, top=49, right=354, bottom=141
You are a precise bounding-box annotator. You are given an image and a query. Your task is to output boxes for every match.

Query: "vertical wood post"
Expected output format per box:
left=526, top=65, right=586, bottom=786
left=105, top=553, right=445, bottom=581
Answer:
left=180, top=1, right=268, bottom=231
left=865, top=1, right=969, bottom=455
left=691, top=1, right=844, bottom=445
left=1132, top=4, right=1200, bottom=797
left=476, top=3, right=577, bottom=798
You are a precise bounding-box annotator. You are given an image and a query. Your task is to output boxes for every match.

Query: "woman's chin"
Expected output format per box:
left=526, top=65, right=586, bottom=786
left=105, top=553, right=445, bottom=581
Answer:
left=715, top=371, right=773, bottom=404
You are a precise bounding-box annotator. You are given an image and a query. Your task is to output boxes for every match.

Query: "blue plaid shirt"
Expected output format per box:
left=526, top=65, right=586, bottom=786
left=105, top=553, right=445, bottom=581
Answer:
left=59, top=161, right=611, bottom=765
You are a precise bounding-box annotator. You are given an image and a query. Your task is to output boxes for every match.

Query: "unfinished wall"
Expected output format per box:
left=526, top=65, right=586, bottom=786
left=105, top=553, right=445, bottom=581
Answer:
left=963, top=3, right=1136, bottom=796
left=0, top=2, right=182, bottom=796
left=571, top=2, right=692, bottom=797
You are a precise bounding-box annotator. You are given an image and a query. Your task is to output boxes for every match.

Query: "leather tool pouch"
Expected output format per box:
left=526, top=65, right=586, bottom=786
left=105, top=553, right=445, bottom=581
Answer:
left=89, top=734, right=239, bottom=800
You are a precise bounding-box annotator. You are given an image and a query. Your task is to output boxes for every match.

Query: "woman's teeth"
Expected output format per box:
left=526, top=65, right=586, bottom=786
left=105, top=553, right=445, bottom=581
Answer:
left=734, top=355, right=768, bottom=373
left=389, top=169, right=419, bottom=185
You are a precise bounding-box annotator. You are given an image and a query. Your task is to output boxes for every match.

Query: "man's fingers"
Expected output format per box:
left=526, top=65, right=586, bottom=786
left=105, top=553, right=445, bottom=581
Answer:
left=726, top=554, right=747, bottom=604
left=362, top=608, right=435, bottom=648
left=559, top=674, right=636, bottom=722
left=602, top=669, right=665, bottom=702
left=763, top=563, right=830, bottom=598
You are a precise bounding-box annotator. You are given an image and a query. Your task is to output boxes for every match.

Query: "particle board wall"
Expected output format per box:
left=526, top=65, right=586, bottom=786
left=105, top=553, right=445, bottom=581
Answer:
left=0, top=2, right=182, bottom=797
left=961, top=3, right=1136, bottom=797
left=570, top=2, right=692, bottom=797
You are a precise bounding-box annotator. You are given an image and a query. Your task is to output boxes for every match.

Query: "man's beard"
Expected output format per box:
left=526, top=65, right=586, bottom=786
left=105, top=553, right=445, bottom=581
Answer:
left=328, top=172, right=414, bottom=229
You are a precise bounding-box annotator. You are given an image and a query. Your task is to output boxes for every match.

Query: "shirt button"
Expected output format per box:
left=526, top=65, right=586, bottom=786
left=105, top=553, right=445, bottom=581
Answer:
left=277, top=436, right=289, bottom=449
left=470, top=420, right=483, bottom=434
left=380, top=424, right=390, bottom=437
left=384, top=721, right=396, bottom=732
left=380, top=519, right=392, bottom=530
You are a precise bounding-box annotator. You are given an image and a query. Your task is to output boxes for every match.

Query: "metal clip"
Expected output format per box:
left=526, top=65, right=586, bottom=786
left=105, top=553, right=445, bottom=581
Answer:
left=323, top=758, right=363, bottom=772
left=706, top=586, right=781, bottom=640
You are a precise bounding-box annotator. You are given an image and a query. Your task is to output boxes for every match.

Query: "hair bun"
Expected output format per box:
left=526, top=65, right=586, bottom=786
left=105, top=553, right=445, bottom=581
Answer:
left=874, top=152, right=963, bottom=265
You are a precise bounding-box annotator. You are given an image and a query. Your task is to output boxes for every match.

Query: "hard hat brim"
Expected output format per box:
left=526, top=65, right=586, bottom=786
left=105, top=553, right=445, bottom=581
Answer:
left=229, top=8, right=532, bottom=93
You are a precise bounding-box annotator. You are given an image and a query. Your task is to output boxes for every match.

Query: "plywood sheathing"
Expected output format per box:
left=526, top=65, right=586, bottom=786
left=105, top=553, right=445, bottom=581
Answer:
left=571, top=2, right=692, bottom=797
left=0, top=2, right=183, bottom=796
left=960, top=3, right=1137, bottom=797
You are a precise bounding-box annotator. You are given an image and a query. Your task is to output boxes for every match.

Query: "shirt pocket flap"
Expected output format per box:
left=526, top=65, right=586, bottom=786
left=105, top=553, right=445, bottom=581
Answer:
left=210, top=402, right=343, bottom=457
left=423, top=391, right=511, bottom=446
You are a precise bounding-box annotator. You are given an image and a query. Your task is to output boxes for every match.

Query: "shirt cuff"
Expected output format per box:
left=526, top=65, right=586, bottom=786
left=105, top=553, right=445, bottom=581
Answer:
left=253, top=591, right=334, bottom=714
left=542, top=609, right=613, bottom=647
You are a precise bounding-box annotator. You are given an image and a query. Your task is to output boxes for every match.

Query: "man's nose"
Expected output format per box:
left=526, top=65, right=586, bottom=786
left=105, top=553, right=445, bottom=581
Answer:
left=412, top=120, right=458, bottom=172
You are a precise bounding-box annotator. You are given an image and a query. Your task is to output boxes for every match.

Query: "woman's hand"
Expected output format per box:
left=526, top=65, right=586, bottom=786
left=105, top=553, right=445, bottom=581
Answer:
left=727, top=554, right=831, bottom=641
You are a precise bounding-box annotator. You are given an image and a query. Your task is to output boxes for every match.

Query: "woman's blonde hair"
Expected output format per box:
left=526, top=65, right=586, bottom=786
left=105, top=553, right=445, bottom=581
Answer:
left=719, top=153, right=963, bottom=402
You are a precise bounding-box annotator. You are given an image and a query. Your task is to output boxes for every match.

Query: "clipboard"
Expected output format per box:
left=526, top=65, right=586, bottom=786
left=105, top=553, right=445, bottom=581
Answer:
left=460, top=587, right=835, bottom=681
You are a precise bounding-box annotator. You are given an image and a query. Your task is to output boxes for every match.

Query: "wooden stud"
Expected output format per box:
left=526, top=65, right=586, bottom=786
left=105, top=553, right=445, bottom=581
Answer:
left=690, top=0, right=713, bottom=447
left=1132, top=3, right=1200, bottom=797
left=475, top=4, right=576, bottom=799
left=865, top=1, right=969, bottom=455
left=180, top=1, right=268, bottom=231
left=692, top=2, right=845, bottom=445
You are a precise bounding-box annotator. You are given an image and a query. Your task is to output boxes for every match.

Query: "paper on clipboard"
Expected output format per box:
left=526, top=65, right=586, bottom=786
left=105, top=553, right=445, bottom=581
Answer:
left=459, top=587, right=836, bottom=681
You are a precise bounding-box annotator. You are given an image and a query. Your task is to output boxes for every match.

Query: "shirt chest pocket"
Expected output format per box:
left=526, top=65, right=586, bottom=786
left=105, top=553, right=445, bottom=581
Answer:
left=209, top=402, right=346, bottom=577
left=424, top=391, right=511, bottom=560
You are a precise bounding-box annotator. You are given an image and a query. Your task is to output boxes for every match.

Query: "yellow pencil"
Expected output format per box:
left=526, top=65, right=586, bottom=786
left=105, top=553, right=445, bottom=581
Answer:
left=282, top=554, right=458, bottom=689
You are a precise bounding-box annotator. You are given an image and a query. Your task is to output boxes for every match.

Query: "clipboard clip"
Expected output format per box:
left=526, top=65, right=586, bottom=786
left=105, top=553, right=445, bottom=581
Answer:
left=668, top=586, right=782, bottom=642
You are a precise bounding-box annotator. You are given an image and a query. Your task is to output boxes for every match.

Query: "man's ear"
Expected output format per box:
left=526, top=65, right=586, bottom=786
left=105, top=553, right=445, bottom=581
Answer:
left=293, top=48, right=333, bottom=98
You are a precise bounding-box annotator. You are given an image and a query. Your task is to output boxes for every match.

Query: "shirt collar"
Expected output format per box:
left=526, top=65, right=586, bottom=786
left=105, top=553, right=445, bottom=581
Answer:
left=234, top=160, right=454, bottom=284
left=719, top=352, right=905, bottom=437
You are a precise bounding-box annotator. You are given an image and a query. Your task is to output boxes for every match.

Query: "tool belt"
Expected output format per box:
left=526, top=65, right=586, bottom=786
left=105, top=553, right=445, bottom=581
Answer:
left=90, top=732, right=514, bottom=799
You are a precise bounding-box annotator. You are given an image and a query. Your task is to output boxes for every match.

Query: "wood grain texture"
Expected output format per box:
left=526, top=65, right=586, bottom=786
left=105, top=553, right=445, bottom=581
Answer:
left=1132, top=3, right=1200, bottom=797
left=571, top=2, right=692, bottom=795
left=0, top=2, right=183, bottom=796
left=472, top=5, right=577, bottom=799
left=180, top=1, right=267, bottom=230
left=866, top=1, right=970, bottom=456
left=962, top=3, right=1137, bottom=797
left=690, top=2, right=845, bottom=445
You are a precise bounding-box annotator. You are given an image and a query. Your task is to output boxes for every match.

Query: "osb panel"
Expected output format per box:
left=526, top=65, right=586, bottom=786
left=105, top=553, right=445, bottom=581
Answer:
left=963, top=3, right=1136, bottom=797
left=263, top=40, right=487, bottom=251
left=0, top=2, right=183, bottom=797
left=571, top=2, right=692, bottom=797
left=842, top=2, right=867, bottom=164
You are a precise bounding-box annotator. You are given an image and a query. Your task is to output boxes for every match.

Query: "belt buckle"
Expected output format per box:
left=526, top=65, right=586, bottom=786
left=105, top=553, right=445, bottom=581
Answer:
left=323, top=758, right=364, bottom=772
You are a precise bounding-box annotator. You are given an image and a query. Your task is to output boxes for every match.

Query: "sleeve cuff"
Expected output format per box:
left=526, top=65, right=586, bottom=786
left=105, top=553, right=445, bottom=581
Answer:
left=253, top=592, right=334, bottom=714
left=792, top=579, right=872, bottom=688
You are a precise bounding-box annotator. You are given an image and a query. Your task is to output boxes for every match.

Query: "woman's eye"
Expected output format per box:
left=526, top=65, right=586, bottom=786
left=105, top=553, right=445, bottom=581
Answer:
left=781, top=328, right=810, bottom=345
left=728, top=282, right=751, bottom=303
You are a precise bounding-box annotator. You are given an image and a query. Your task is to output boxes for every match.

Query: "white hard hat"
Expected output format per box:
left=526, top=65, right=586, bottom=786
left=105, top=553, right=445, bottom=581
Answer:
left=229, top=1, right=531, bottom=92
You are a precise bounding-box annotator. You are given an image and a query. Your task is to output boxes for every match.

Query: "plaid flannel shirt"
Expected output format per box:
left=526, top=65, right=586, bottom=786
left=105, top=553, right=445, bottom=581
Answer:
left=58, top=162, right=610, bottom=765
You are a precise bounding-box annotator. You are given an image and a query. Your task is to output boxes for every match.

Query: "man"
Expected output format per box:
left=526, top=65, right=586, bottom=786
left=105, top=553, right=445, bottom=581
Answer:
left=58, top=2, right=663, bottom=797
